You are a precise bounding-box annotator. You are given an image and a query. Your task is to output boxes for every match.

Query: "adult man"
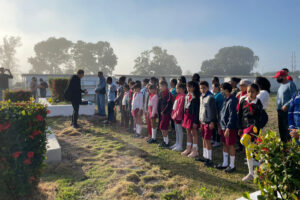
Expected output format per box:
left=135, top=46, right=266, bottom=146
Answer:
left=95, top=71, right=106, bottom=116
left=282, top=68, right=293, bottom=81
left=65, top=70, right=88, bottom=128
left=0, top=68, right=13, bottom=101
left=274, top=70, right=297, bottom=142
left=39, top=78, right=48, bottom=98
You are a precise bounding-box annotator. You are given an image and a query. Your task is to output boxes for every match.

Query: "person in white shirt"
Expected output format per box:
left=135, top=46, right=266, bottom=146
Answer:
left=121, top=84, right=130, bottom=128
left=254, top=77, right=271, bottom=110
left=131, top=83, right=144, bottom=137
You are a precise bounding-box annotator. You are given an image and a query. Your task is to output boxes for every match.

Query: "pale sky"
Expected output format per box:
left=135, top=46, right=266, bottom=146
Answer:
left=0, top=0, right=299, bottom=75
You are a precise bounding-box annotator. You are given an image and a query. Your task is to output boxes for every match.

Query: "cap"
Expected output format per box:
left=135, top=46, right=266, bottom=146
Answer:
left=273, top=70, right=287, bottom=78
left=239, top=79, right=251, bottom=86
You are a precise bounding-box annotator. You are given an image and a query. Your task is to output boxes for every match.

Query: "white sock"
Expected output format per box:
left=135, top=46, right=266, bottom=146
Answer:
left=187, top=142, right=192, bottom=147
left=222, top=152, right=229, bottom=167
left=164, top=135, right=169, bottom=144
left=230, top=156, right=235, bottom=168
left=192, top=144, right=198, bottom=150
left=247, top=158, right=254, bottom=175
left=208, top=150, right=212, bottom=160
left=151, top=128, right=157, bottom=139
left=137, top=125, right=141, bottom=135
left=203, top=148, right=207, bottom=159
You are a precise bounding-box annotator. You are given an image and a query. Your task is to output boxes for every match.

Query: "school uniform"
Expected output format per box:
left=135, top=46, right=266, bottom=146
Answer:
left=122, top=91, right=129, bottom=127
left=131, top=92, right=144, bottom=118
left=182, top=94, right=200, bottom=130
left=171, top=93, right=185, bottom=151
left=159, top=89, right=173, bottom=131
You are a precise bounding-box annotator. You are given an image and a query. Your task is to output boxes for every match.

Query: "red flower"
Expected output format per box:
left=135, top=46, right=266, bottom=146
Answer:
left=24, top=159, right=31, bottom=165
left=27, top=152, right=34, bottom=159
left=256, top=137, right=263, bottom=144
left=3, top=123, right=11, bottom=130
left=32, top=130, right=42, bottom=136
left=29, top=176, right=35, bottom=184
left=47, top=109, right=51, bottom=114
left=35, top=115, right=44, bottom=122
left=285, top=148, right=290, bottom=153
left=13, top=152, right=22, bottom=159
left=262, top=147, right=269, bottom=153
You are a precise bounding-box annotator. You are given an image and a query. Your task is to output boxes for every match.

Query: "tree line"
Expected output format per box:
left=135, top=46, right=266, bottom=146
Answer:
left=0, top=36, right=260, bottom=76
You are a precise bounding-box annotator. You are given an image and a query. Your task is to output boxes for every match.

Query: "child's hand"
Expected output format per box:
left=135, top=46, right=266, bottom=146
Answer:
left=290, top=129, right=299, bottom=139
left=209, top=122, right=214, bottom=130
left=282, top=105, right=288, bottom=112
left=238, top=129, right=243, bottom=136
left=224, top=128, right=230, bottom=138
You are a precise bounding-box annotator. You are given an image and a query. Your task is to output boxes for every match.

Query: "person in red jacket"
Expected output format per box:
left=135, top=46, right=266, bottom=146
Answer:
left=282, top=68, right=293, bottom=81
left=171, top=83, right=186, bottom=151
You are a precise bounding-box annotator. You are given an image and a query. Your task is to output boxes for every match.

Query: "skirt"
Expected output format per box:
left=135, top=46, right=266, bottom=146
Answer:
left=160, top=114, right=171, bottom=131
left=182, top=110, right=198, bottom=130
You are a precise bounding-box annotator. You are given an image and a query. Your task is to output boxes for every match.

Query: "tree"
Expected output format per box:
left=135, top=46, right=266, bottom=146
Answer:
left=132, top=46, right=182, bottom=76
left=0, top=36, right=22, bottom=72
left=28, top=37, right=72, bottom=74
left=201, top=46, right=259, bottom=75
left=71, top=41, right=117, bottom=75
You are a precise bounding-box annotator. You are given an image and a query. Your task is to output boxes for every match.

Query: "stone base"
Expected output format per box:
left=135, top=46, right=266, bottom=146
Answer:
left=46, top=127, right=61, bottom=163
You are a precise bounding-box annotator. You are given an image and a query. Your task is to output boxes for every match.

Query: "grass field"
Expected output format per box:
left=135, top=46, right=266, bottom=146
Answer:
left=2, top=95, right=279, bottom=200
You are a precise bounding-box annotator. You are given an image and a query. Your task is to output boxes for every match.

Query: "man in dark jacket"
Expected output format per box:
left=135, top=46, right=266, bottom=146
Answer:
left=65, top=69, right=87, bottom=128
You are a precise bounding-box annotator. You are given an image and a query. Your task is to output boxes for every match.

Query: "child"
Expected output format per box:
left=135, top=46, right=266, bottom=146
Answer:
left=144, top=84, right=152, bottom=141
left=181, top=81, right=200, bottom=157
left=215, top=82, right=238, bottom=173
left=238, top=83, right=263, bottom=182
left=169, top=78, right=178, bottom=142
left=212, top=82, right=224, bottom=147
left=171, top=83, right=186, bottom=151
left=158, top=81, right=173, bottom=148
left=131, top=82, right=144, bottom=138
left=121, top=84, right=130, bottom=128
left=236, top=79, right=251, bottom=110
left=106, top=77, right=117, bottom=124
left=196, top=81, right=217, bottom=166
left=230, top=77, right=241, bottom=97
left=128, top=81, right=135, bottom=133
left=147, top=84, right=159, bottom=143
left=115, top=76, right=126, bottom=126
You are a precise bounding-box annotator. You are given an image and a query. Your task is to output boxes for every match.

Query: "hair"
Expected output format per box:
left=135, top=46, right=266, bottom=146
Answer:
left=213, top=82, right=220, bottom=88
left=119, top=76, right=126, bottom=84
left=127, top=78, right=132, bottom=84
left=39, top=78, right=44, bottom=81
left=282, top=68, right=289, bottom=73
left=231, top=77, right=241, bottom=84
left=255, top=77, right=271, bottom=93
left=133, top=82, right=141, bottom=89
left=199, top=80, right=209, bottom=88
left=98, top=71, right=103, bottom=76
left=149, top=84, right=157, bottom=90
left=221, top=82, right=232, bottom=93
left=135, top=80, right=141, bottom=85
left=129, top=81, right=135, bottom=86
left=124, top=84, right=130, bottom=90
left=160, top=77, right=167, bottom=82
left=159, top=80, right=168, bottom=87
left=170, top=78, right=177, bottom=86
left=176, top=83, right=186, bottom=90
left=192, top=73, right=200, bottom=82
left=77, top=69, right=84, bottom=75
left=32, top=77, right=37, bottom=81
left=248, top=83, right=260, bottom=92
left=212, top=76, right=219, bottom=84
left=143, top=78, right=150, bottom=84
left=187, top=81, right=200, bottom=99
left=178, top=76, right=187, bottom=84
left=107, top=77, right=112, bottom=82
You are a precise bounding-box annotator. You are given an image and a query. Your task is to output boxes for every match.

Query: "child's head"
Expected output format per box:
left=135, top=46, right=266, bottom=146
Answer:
left=212, top=82, right=220, bottom=94
left=255, top=77, right=271, bottom=93
left=127, top=78, right=132, bottom=84
left=199, top=81, right=209, bottom=94
left=133, top=82, right=141, bottom=92
left=247, top=83, right=260, bottom=101
left=239, top=79, right=251, bottom=92
left=230, top=77, right=241, bottom=88
left=220, top=82, right=232, bottom=96
left=143, top=78, right=150, bottom=87
left=149, top=84, right=157, bottom=94
left=170, top=79, right=177, bottom=88
left=212, top=76, right=219, bottom=85
left=192, top=73, right=200, bottom=83
left=178, top=76, right=186, bottom=84
left=118, top=76, right=126, bottom=85
left=107, top=77, right=112, bottom=84
left=187, top=81, right=200, bottom=98
left=159, top=80, right=168, bottom=92
left=176, top=83, right=185, bottom=94
left=124, top=84, right=130, bottom=92
left=129, top=81, right=135, bottom=89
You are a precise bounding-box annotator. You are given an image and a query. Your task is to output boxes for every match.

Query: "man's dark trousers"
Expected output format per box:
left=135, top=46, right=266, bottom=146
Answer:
left=277, top=110, right=291, bottom=142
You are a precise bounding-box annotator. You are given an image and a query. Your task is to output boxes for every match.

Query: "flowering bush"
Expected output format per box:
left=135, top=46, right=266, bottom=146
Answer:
left=2, top=89, right=32, bottom=102
left=0, top=100, right=49, bottom=198
left=244, top=131, right=300, bottom=200
left=49, top=78, right=69, bottom=102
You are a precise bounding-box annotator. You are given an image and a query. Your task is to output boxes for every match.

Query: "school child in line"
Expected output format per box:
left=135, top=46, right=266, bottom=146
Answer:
left=230, top=77, right=241, bottom=97
left=181, top=81, right=200, bottom=157
left=158, top=81, right=173, bottom=148
left=169, top=78, right=178, bottom=139
left=131, top=83, right=144, bottom=138
left=106, top=77, right=117, bottom=124
left=115, top=76, right=126, bottom=126
left=215, top=82, right=238, bottom=173
left=171, top=83, right=186, bottom=151
left=144, top=84, right=152, bottom=140
left=178, top=76, right=187, bottom=94
left=236, top=79, right=251, bottom=110
left=238, top=83, right=263, bottom=182
left=147, top=84, right=159, bottom=144
left=128, top=81, right=135, bottom=133
left=121, top=84, right=130, bottom=128
left=196, top=81, right=217, bottom=166
left=211, top=82, right=224, bottom=147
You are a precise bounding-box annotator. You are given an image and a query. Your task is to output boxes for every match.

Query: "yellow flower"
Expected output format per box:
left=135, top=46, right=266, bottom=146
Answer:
left=253, top=126, right=258, bottom=134
left=48, top=98, right=52, bottom=103
left=21, top=110, right=26, bottom=116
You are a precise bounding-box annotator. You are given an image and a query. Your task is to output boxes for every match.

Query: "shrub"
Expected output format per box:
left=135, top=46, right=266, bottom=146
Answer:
left=49, top=78, right=69, bottom=102
left=244, top=131, right=300, bottom=200
left=0, top=100, right=49, bottom=198
left=2, top=89, right=32, bottom=102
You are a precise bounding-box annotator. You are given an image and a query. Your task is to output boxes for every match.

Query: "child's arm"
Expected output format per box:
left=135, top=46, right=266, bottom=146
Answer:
left=207, top=96, right=217, bottom=124
left=161, top=93, right=173, bottom=114
left=227, top=98, right=237, bottom=130
left=151, top=95, right=159, bottom=118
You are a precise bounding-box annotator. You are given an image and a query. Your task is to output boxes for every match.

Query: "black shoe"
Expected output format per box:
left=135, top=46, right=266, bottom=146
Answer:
left=73, top=124, right=80, bottom=129
left=225, top=166, right=236, bottom=173
left=205, top=159, right=214, bottom=167
left=195, top=157, right=207, bottom=162
left=147, top=138, right=157, bottom=144
left=215, top=164, right=228, bottom=170
left=159, top=142, right=169, bottom=148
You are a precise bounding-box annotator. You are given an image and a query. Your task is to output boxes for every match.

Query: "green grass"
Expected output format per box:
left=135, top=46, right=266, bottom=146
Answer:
left=2, top=95, right=279, bottom=200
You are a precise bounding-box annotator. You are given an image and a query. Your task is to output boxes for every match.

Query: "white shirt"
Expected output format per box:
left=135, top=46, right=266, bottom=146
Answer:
left=122, top=92, right=129, bottom=106
left=132, top=92, right=144, bottom=110
left=257, top=90, right=270, bottom=110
